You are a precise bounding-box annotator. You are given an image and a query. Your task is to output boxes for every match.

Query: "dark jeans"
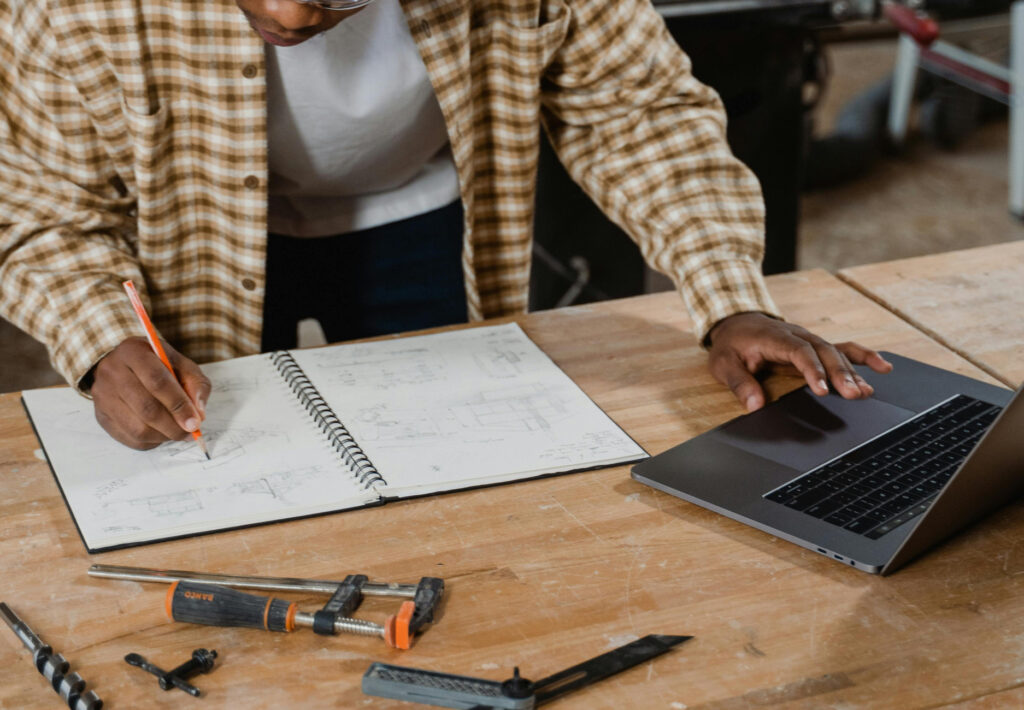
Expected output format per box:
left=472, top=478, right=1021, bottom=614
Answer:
left=261, top=200, right=467, bottom=351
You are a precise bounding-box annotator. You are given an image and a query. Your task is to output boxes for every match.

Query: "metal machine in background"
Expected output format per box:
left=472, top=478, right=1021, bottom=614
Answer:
left=530, top=0, right=881, bottom=310
left=531, top=0, right=881, bottom=310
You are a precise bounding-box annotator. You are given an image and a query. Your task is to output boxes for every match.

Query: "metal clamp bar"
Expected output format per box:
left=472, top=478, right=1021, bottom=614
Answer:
left=88, top=564, right=418, bottom=598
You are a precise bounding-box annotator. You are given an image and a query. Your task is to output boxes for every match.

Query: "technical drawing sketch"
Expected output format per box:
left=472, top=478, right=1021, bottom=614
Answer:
left=21, top=354, right=375, bottom=550
left=290, top=323, right=646, bottom=495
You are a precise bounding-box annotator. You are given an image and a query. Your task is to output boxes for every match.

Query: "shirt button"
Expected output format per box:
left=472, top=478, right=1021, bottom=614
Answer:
left=242, top=278, right=257, bottom=291
left=243, top=175, right=260, bottom=189
left=242, top=64, right=259, bottom=79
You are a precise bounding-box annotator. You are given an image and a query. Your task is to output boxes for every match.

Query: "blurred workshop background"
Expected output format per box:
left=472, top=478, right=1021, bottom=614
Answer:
left=2, top=0, right=1022, bottom=393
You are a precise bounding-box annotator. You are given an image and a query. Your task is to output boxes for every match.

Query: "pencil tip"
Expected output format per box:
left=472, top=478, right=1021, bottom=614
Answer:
left=195, top=435, right=211, bottom=460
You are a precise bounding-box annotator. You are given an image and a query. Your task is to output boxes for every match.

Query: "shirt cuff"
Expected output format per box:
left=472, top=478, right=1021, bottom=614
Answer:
left=48, top=296, right=148, bottom=395
left=677, top=258, right=782, bottom=345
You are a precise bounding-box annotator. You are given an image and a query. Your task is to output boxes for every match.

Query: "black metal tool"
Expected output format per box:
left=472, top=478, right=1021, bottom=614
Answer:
left=362, top=634, right=692, bottom=709
left=124, top=648, right=218, bottom=697
left=0, top=601, right=103, bottom=710
left=89, top=564, right=444, bottom=649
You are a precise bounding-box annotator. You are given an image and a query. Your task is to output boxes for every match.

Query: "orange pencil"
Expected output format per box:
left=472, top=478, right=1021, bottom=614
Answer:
left=122, top=280, right=210, bottom=459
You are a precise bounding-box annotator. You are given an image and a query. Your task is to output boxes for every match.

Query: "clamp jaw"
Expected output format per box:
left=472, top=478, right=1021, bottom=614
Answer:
left=311, top=574, right=445, bottom=649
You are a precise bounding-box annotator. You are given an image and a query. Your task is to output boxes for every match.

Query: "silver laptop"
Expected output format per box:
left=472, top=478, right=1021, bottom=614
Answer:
left=631, top=353, right=1024, bottom=574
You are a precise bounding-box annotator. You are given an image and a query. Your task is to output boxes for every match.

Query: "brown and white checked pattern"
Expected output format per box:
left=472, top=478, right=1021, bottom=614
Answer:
left=0, top=0, right=778, bottom=391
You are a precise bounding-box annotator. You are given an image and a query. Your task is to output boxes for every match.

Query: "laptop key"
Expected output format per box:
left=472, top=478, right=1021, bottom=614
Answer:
left=977, top=408, right=1000, bottom=425
left=936, top=396, right=969, bottom=415
left=846, top=482, right=875, bottom=497
left=887, top=460, right=909, bottom=474
left=800, top=470, right=831, bottom=486
left=843, top=500, right=874, bottom=517
left=874, top=501, right=907, bottom=518
left=824, top=511, right=856, bottom=526
left=823, top=460, right=855, bottom=473
left=863, top=507, right=892, bottom=522
left=786, top=487, right=833, bottom=511
left=765, top=481, right=808, bottom=502
left=883, top=480, right=911, bottom=494
left=959, top=399, right=993, bottom=419
left=866, top=522, right=897, bottom=539
left=864, top=489, right=897, bottom=506
left=844, top=517, right=877, bottom=534
left=861, top=474, right=887, bottom=489
left=909, top=483, right=931, bottom=498
left=921, top=478, right=944, bottom=494
left=964, top=419, right=989, bottom=434
left=895, top=471, right=927, bottom=486
left=804, top=499, right=845, bottom=519
left=832, top=490, right=860, bottom=505
left=836, top=472, right=860, bottom=486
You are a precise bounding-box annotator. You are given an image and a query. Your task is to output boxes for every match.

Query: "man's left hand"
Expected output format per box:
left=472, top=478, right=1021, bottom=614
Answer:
left=707, top=312, right=893, bottom=412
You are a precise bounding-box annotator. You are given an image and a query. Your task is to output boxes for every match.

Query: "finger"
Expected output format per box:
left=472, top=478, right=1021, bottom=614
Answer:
left=124, top=348, right=204, bottom=435
left=169, top=348, right=212, bottom=418
left=120, top=360, right=199, bottom=441
left=94, top=396, right=168, bottom=450
left=813, top=342, right=871, bottom=399
left=710, top=351, right=767, bottom=412
left=119, top=380, right=194, bottom=442
left=91, top=353, right=174, bottom=449
left=778, top=339, right=830, bottom=396
left=836, top=341, right=894, bottom=374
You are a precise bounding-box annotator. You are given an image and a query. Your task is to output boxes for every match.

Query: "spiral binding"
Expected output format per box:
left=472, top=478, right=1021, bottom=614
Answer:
left=270, top=351, right=384, bottom=489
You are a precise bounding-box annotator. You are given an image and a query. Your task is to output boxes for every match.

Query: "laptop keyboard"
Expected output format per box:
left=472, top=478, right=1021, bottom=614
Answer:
left=764, top=394, right=1003, bottom=539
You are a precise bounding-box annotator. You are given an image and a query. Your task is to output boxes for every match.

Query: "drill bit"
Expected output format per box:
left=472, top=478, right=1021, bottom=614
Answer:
left=1, top=602, right=103, bottom=710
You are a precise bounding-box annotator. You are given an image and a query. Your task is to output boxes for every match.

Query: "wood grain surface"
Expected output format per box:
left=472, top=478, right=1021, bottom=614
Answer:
left=0, top=270, right=1018, bottom=710
left=840, top=241, right=1024, bottom=389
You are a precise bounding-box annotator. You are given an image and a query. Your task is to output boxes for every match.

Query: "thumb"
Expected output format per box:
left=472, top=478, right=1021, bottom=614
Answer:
left=711, top=351, right=766, bottom=412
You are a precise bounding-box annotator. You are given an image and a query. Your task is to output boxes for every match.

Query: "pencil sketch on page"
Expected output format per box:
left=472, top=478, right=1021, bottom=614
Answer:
left=289, top=323, right=645, bottom=495
left=21, top=353, right=375, bottom=549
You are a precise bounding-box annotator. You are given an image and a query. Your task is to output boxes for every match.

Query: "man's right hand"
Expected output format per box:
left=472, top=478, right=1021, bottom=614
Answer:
left=90, top=337, right=211, bottom=450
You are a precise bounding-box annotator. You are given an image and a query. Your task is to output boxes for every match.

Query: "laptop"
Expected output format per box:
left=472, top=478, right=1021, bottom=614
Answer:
left=631, top=353, right=1024, bottom=574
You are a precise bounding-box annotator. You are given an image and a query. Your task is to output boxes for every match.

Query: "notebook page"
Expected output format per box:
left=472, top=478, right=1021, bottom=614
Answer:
left=288, top=323, right=647, bottom=497
left=22, top=353, right=377, bottom=551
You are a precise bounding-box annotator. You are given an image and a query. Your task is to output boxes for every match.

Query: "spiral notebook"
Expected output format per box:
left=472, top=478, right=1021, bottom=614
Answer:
left=22, top=323, right=647, bottom=552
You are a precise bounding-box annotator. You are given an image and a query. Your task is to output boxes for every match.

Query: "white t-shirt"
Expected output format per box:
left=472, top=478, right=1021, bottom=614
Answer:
left=266, top=0, right=460, bottom=237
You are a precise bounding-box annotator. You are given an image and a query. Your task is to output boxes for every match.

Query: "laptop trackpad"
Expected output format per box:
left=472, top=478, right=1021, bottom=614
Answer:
left=720, top=389, right=916, bottom=472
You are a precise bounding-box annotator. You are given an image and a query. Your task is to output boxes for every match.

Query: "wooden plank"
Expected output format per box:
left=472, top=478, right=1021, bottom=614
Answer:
left=0, top=270, right=1014, bottom=709
left=840, top=241, right=1024, bottom=388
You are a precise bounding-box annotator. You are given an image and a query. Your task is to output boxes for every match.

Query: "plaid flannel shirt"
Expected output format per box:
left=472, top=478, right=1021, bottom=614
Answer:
left=0, top=0, right=779, bottom=390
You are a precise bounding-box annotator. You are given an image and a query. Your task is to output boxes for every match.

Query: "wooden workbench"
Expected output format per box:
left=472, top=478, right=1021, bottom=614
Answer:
left=840, top=240, right=1024, bottom=389
left=1, top=269, right=1020, bottom=709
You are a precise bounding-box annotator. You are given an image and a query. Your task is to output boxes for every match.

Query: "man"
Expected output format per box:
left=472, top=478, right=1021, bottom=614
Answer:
left=0, top=0, right=890, bottom=450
